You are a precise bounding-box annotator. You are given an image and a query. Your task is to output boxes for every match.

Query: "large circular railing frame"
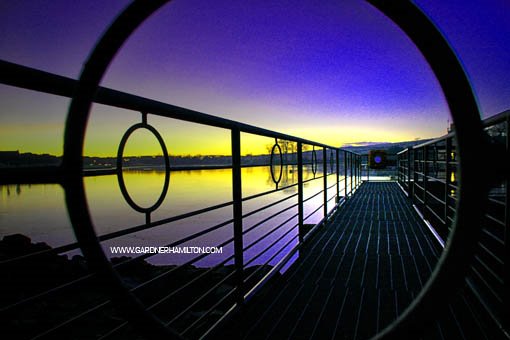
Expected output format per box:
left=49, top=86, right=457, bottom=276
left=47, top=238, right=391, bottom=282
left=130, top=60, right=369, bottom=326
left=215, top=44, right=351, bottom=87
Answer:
left=62, top=0, right=487, bottom=339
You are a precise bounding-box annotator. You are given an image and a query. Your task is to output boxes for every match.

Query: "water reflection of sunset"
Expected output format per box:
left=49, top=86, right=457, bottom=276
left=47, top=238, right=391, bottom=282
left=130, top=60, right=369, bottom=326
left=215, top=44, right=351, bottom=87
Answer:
left=1, top=166, right=339, bottom=268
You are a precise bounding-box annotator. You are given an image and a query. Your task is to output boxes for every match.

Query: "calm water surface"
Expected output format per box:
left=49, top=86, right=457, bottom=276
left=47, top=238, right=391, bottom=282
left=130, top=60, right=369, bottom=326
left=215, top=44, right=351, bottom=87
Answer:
left=1, top=165, right=341, bottom=268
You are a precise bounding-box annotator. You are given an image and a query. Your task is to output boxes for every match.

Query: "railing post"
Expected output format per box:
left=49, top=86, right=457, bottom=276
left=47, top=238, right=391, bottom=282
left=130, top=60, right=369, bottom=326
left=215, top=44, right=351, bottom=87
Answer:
left=231, top=128, right=244, bottom=306
left=355, top=155, right=358, bottom=187
left=344, top=150, right=348, bottom=198
left=399, top=153, right=403, bottom=185
left=413, top=148, right=418, bottom=205
left=356, top=155, right=359, bottom=187
left=350, top=152, right=353, bottom=194
left=358, top=155, right=361, bottom=185
left=323, top=147, right=328, bottom=219
left=297, top=142, right=304, bottom=242
left=367, top=154, right=370, bottom=182
left=445, top=138, right=451, bottom=227
left=423, top=145, right=428, bottom=212
left=408, top=147, right=412, bottom=197
left=336, top=148, right=340, bottom=202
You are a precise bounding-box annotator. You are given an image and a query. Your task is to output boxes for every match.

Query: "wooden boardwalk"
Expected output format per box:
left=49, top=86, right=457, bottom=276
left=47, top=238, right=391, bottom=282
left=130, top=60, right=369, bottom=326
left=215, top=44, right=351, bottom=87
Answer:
left=220, top=182, right=495, bottom=340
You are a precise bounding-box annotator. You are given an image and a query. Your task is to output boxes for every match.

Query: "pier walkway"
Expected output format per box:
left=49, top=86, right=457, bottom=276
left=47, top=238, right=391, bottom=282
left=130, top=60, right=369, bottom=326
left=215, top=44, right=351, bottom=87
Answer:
left=221, top=182, right=493, bottom=340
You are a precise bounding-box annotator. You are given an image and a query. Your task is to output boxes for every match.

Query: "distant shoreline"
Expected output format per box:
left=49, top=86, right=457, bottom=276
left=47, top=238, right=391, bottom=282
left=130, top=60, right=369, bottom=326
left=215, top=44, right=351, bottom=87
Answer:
left=83, top=162, right=313, bottom=176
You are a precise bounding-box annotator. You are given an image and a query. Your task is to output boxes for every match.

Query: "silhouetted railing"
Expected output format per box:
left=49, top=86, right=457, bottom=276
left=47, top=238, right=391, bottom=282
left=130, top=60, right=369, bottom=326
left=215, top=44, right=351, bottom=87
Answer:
left=0, top=60, right=362, bottom=339
left=397, top=110, right=509, bottom=334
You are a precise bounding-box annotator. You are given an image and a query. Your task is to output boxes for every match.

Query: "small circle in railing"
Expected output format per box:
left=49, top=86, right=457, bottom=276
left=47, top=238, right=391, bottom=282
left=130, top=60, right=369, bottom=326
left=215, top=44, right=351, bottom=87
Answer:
left=270, top=142, right=283, bottom=186
left=116, top=122, right=170, bottom=214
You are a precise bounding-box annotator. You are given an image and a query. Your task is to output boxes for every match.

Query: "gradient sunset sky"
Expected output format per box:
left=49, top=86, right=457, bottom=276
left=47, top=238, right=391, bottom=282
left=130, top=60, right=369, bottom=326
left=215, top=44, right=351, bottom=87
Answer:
left=1, top=0, right=509, bottom=156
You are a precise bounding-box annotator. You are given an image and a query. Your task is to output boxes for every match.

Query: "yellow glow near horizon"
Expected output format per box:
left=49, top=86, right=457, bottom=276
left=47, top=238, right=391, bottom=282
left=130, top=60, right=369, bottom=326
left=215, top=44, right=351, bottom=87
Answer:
left=1, top=101, right=446, bottom=157
left=1, top=120, right=443, bottom=157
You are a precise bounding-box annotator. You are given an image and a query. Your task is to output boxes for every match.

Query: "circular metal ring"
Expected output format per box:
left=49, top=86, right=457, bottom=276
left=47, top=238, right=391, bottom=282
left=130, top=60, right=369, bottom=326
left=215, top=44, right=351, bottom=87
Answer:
left=270, top=142, right=283, bottom=185
left=367, top=1, right=486, bottom=339
left=116, top=122, right=170, bottom=214
left=61, top=1, right=486, bottom=339
left=311, top=148, right=318, bottom=177
left=62, top=1, right=180, bottom=338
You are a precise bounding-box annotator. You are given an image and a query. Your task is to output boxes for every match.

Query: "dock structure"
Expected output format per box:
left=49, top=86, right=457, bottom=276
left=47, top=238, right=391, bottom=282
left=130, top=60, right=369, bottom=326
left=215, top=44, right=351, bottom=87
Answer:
left=1, top=9, right=509, bottom=334
left=221, top=182, right=499, bottom=340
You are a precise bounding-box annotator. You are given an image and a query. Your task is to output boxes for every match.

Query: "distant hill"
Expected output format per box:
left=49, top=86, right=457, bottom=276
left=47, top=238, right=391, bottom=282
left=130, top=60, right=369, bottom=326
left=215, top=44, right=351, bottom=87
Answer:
left=341, top=139, right=434, bottom=155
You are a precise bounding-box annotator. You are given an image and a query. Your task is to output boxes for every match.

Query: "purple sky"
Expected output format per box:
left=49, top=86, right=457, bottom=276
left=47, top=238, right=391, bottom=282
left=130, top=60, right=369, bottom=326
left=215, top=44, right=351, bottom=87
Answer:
left=1, top=0, right=509, bottom=156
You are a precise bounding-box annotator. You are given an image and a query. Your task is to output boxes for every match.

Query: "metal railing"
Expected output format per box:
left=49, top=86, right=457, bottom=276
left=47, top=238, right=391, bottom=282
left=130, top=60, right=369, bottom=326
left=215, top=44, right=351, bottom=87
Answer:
left=0, top=60, right=362, bottom=339
left=397, top=109, right=509, bottom=335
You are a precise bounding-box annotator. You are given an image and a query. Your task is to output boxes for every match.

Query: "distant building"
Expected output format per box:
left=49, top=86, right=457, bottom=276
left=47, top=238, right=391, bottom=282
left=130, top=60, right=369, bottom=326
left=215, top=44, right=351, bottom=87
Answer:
left=0, top=151, right=20, bottom=166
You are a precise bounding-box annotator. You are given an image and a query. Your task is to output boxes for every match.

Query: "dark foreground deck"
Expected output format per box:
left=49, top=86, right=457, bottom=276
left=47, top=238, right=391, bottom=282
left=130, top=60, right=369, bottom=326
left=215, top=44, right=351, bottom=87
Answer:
left=220, top=182, right=496, bottom=340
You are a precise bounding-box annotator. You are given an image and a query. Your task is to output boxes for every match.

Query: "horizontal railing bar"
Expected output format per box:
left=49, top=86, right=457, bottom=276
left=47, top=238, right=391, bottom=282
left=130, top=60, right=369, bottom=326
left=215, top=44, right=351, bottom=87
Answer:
left=2, top=215, right=232, bottom=312
left=30, top=300, right=112, bottom=340
left=412, top=134, right=455, bottom=149
left=326, top=182, right=337, bottom=190
left=30, top=237, right=239, bottom=337
left=484, top=213, right=505, bottom=227
left=2, top=202, right=235, bottom=266
left=243, top=214, right=299, bottom=264
left=470, top=266, right=503, bottom=304
left=481, top=229, right=505, bottom=246
left=0, top=240, right=81, bottom=266
left=245, top=199, right=342, bottom=302
left=398, top=112, right=508, bottom=157
left=131, top=237, right=236, bottom=295
left=242, top=194, right=297, bottom=221
left=0, top=271, right=95, bottom=313
left=327, top=195, right=336, bottom=204
left=243, top=197, right=295, bottom=233
left=244, top=228, right=300, bottom=284
left=179, top=287, right=236, bottom=336
left=303, top=189, right=325, bottom=204
left=4, top=212, right=233, bottom=269
left=242, top=183, right=299, bottom=202
left=414, top=182, right=425, bottom=191
left=473, top=255, right=504, bottom=285
left=97, top=201, right=234, bottom=241
left=448, top=183, right=458, bottom=189
left=160, top=271, right=237, bottom=327
left=487, top=197, right=505, bottom=206
left=0, top=60, right=358, bottom=152
left=426, top=190, right=446, bottom=205
left=465, top=278, right=504, bottom=332
left=1, top=180, right=343, bottom=314
left=109, top=218, right=235, bottom=273
left=97, top=321, right=128, bottom=340
left=138, top=253, right=238, bottom=324
left=481, top=109, right=510, bottom=127
left=304, top=204, right=324, bottom=222
left=425, top=205, right=446, bottom=225
left=414, top=195, right=424, bottom=204
left=0, top=60, right=374, bottom=339
left=478, top=243, right=504, bottom=266
left=424, top=175, right=446, bottom=183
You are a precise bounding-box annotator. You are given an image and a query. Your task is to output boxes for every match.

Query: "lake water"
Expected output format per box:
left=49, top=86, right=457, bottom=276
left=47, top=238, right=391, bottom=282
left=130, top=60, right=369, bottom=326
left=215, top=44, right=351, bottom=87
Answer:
left=1, top=165, right=343, bottom=269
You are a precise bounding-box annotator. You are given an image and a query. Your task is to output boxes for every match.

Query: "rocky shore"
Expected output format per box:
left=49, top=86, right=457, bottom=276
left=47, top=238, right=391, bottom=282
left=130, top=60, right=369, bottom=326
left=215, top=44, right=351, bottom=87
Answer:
left=1, top=234, right=277, bottom=339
